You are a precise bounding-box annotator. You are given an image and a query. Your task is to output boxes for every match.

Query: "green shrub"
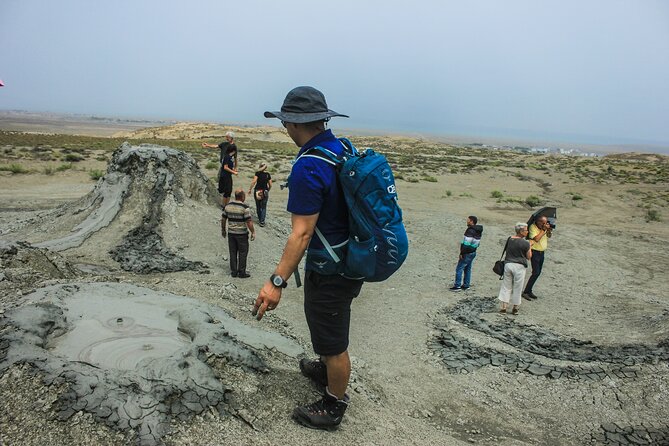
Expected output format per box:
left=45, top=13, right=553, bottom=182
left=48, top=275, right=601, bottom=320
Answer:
left=205, top=161, right=218, bottom=169
left=572, top=193, right=583, bottom=200
left=64, top=153, right=85, bottom=162
left=646, top=209, right=661, bottom=222
left=56, top=163, right=72, bottom=172
left=491, top=190, right=504, bottom=199
left=95, top=155, right=108, bottom=162
left=407, top=177, right=420, bottom=183
left=445, top=190, right=452, bottom=197
left=422, top=176, right=438, bottom=183
left=89, top=169, right=105, bottom=180
left=0, top=163, right=28, bottom=174
left=43, top=166, right=54, bottom=175
left=525, top=195, right=543, bottom=207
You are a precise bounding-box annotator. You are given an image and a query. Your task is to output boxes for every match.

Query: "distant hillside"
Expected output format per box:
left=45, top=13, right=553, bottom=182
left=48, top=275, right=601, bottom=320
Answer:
left=114, top=122, right=292, bottom=144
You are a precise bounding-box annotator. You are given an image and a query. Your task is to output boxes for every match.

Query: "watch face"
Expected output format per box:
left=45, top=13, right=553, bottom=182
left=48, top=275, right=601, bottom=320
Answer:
left=272, top=275, right=283, bottom=287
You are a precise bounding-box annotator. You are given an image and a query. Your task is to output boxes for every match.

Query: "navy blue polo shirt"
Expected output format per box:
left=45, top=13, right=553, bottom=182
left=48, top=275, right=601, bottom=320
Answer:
left=287, top=129, right=348, bottom=250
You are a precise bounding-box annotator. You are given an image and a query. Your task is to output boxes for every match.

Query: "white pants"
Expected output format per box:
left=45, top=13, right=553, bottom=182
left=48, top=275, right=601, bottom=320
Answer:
left=497, top=262, right=527, bottom=306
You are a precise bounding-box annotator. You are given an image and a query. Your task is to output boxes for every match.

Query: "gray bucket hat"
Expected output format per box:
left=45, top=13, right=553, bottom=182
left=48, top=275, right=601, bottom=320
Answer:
left=264, top=86, right=348, bottom=123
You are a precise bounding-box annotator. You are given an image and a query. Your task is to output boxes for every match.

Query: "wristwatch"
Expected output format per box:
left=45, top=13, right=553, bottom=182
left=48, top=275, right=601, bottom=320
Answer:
left=270, top=274, right=288, bottom=288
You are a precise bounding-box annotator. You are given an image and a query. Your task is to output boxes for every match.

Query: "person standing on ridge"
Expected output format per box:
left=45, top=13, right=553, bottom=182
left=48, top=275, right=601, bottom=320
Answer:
left=449, top=215, right=483, bottom=291
left=203, top=131, right=238, bottom=206
left=253, top=86, right=363, bottom=431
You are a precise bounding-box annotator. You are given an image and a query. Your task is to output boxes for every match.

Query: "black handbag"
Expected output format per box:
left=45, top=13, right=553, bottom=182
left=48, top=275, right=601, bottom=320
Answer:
left=493, top=237, right=511, bottom=279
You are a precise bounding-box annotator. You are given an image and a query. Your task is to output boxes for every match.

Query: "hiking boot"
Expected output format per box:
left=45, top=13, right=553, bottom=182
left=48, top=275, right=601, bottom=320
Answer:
left=292, top=391, right=349, bottom=431
left=522, top=292, right=536, bottom=301
left=237, top=272, right=251, bottom=278
left=449, top=286, right=462, bottom=292
left=299, top=358, right=328, bottom=387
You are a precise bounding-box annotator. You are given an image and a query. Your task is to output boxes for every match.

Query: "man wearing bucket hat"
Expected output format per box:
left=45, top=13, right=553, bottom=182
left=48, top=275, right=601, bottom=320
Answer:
left=253, top=86, right=363, bottom=430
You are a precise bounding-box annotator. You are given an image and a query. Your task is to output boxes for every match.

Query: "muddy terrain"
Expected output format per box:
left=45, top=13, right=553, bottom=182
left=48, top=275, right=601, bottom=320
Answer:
left=0, top=122, right=668, bottom=445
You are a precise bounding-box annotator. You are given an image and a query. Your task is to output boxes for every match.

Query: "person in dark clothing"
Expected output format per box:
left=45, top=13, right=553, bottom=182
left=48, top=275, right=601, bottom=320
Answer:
left=449, top=215, right=483, bottom=291
left=248, top=162, right=272, bottom=226
left=203, top=131, right=238, bottom=206
left=254, top=86, right=361, bottom=431
left=221, top=189, right=255, bottom=278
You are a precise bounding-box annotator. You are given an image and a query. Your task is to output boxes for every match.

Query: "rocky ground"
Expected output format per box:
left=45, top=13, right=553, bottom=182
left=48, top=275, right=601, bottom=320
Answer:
left=0, top=121, right=668, bottom=445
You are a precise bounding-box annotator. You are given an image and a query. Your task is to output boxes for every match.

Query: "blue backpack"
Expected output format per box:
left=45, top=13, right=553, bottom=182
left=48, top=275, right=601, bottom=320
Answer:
left=305, top=138, right=409, bottom=282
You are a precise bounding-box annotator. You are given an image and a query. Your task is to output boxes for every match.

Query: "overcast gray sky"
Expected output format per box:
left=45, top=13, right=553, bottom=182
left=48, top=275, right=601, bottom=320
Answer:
left=1, top=0, right=668, bottom=147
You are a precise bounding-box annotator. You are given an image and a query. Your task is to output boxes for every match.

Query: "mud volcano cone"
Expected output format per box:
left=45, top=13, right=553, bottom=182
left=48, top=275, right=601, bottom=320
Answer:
left=36, top=143, right=218, bottom=273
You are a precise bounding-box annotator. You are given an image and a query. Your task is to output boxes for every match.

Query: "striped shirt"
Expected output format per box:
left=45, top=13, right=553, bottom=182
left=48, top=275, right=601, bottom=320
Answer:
left=222, top=201, right=251, bottom=235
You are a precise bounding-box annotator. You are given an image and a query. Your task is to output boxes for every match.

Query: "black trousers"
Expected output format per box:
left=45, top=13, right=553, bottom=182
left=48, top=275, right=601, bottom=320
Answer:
left=524, top=250, right=545, bottom=294
left=228, top=233, right=249, bottom=273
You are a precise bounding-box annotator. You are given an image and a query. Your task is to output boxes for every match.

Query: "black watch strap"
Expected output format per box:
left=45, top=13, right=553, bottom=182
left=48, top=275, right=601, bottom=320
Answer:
left=270, top=274, right=287, bottom=288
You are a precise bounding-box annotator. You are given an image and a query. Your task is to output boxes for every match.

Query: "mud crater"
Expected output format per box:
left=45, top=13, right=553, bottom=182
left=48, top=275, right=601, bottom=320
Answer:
left=0, top=282, right=303, bottom=445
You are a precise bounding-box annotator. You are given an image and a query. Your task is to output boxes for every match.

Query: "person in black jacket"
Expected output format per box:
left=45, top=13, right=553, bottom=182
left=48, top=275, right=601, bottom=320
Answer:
left=449, top=215, right=483, bottom=291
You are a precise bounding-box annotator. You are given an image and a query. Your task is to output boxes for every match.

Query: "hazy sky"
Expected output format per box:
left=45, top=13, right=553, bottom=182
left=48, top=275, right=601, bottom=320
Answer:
left=1, top=0, right=668, bottom=147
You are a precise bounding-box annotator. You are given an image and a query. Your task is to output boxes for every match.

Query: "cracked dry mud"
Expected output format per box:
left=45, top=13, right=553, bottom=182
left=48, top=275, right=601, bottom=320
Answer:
left=1, top=138, right=668, bottom=445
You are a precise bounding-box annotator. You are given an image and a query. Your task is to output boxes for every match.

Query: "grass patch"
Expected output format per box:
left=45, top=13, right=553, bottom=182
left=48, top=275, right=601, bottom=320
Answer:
left=0, top=163, right=29, bottom=174
left=64, top=153, right=85, bottom=162
left=445, top=190, right=452, bottom=197
left=89, top=169, right=105, bottom=180
left=422, top=176, right=438, bottom=182
left=56, top=163, right=73, bottom=172
left=525, top=195, right=543, bottom=207
left=205, top=161, right=218, bottom=169
left=491, top=190, right=504, bottom=199
left=646, top=209, right=661, bottom=222
left=571, top=193, right=583, bottom=201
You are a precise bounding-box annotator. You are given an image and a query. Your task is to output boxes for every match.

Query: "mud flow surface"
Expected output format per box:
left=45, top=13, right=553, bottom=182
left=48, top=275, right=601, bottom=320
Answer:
left=0, top=282, right=303, bottom=445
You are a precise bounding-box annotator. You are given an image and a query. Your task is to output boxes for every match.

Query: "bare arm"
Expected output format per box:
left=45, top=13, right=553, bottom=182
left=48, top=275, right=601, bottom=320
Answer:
left=248, top=175, right=258, bottom=193
left=246, top=219, right=255, bottom=241
left=202, top=142, right=219, bottom=149
left=267, top=179, right=272, bottom=190
left=220, top=216, right=227, bottom=238
left=253, top=213, right=319, bottom=320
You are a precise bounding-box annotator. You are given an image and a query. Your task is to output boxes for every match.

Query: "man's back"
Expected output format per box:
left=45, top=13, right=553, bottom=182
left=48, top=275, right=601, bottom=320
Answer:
left=223, top=201, right=250, bottom=234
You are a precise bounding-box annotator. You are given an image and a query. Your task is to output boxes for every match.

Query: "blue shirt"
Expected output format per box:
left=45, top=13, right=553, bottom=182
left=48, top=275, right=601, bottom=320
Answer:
left=287, top=129, right=348, bottom=250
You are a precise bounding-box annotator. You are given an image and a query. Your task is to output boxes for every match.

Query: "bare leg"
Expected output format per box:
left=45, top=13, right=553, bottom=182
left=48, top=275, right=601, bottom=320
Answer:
left=322, top=351, right=350, bottom=400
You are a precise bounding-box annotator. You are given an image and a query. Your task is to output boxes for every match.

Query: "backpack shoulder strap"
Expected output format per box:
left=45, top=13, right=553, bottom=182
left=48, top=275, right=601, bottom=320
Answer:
left=294, top=146, right=340, bottom=166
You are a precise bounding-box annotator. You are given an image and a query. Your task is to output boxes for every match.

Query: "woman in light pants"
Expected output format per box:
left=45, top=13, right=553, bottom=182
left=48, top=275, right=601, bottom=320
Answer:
left=498, top=223, right=532, bottom=314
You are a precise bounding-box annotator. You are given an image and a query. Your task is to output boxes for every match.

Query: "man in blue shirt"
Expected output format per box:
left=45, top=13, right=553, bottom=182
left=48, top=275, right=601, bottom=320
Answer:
left=254, top=86, right=363, bottom=430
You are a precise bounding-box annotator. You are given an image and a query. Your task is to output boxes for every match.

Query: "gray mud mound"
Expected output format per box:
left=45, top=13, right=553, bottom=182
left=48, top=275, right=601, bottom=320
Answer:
left=34, top=143, right=218, bottom=273
left=0, top=282, right=303, bottom=445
